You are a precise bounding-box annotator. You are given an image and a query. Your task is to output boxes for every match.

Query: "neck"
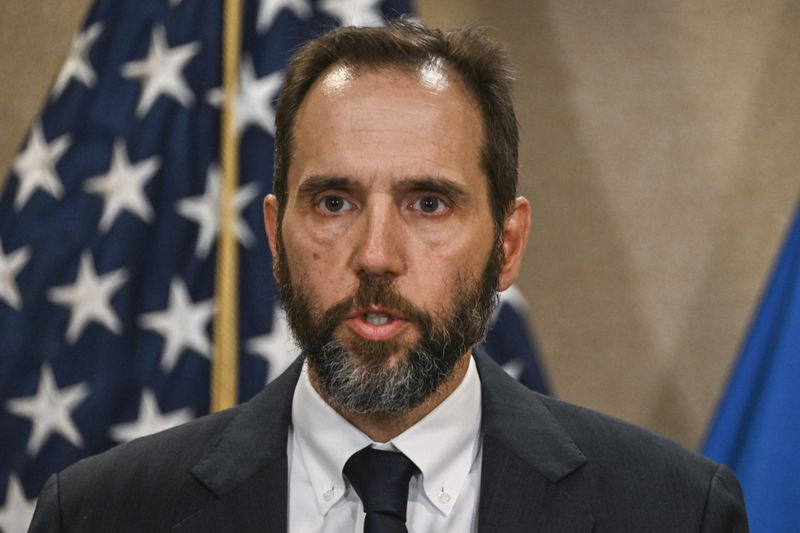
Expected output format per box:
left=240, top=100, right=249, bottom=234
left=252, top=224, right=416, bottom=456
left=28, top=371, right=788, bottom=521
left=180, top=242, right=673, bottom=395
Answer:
left=309, top=353, right=471, bottom=443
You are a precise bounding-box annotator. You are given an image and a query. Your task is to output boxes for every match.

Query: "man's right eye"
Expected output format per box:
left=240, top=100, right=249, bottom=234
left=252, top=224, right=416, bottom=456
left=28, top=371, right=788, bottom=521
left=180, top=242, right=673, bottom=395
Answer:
left=317, top=195, right=352, bottom=213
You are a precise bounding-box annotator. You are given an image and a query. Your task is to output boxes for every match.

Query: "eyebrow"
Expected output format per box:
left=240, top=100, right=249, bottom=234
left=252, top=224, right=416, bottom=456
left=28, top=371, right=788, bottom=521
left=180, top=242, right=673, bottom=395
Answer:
left=295, top=174, right=473, bottom=203
left=394, top=177, right=471, bottom=204
left=296, top=175, right=354, bottom=199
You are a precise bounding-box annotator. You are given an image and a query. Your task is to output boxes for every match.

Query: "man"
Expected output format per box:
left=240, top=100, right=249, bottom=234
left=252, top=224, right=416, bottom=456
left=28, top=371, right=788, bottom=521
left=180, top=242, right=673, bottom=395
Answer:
left=29, top=21, right=748, bottom=532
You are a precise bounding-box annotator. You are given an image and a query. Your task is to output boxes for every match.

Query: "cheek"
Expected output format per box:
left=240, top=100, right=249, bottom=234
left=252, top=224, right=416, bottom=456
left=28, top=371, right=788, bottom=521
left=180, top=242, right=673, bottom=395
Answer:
left=282, top=211, right=345, bottom=262
left=405, top=228, right=492, bottom=291
left=413, top=213, right=495, bottom=260
left=286, top=240, right=334, bottom=278
left=282, top=228, right=352, bottom=297
left=305, top=220, right=352, bottom=244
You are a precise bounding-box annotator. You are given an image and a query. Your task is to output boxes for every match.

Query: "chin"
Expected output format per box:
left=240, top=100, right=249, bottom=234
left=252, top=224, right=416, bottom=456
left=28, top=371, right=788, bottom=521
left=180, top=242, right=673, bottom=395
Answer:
left=342, top=341, right=410, bottom=370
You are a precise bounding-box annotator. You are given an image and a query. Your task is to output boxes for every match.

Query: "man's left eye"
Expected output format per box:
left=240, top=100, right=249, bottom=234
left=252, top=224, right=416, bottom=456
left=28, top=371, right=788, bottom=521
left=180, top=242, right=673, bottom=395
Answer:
left=317, top=195, right=353, bottom=213
left=411, top=196, right=447, bottom=214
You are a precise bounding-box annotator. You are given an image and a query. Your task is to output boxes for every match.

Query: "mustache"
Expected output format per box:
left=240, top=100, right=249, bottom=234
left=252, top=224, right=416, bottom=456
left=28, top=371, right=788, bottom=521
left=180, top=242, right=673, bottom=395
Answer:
left=317, top=277, right=432, bottom=334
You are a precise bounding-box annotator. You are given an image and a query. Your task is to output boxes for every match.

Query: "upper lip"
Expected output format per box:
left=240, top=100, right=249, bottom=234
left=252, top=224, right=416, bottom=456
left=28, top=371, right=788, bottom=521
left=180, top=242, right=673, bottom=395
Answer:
left=346, top=305, right=404, bottom=321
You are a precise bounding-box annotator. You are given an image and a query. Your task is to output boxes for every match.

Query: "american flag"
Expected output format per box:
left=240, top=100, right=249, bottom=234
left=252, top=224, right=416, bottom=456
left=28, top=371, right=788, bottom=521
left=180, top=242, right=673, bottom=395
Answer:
left=0, top=1, right=546, bottom=530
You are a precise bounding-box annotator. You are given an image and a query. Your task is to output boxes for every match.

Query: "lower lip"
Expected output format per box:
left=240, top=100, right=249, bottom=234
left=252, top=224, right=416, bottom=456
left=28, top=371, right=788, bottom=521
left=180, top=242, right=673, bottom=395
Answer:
left=344, top=317, right=410, bottom=341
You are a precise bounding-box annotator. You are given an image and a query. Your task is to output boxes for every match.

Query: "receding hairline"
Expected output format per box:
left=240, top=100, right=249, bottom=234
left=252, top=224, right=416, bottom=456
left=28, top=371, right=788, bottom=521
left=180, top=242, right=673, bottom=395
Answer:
left=311, top=59, right=481, bottom=110
left=273, top=21, right=519, bottom=232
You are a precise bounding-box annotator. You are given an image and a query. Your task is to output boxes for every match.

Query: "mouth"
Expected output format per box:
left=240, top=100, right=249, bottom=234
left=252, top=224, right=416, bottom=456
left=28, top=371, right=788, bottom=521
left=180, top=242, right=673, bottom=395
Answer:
left=343, top=306, right=411, bottom=341
left=365, top=313, right=391, bottom=325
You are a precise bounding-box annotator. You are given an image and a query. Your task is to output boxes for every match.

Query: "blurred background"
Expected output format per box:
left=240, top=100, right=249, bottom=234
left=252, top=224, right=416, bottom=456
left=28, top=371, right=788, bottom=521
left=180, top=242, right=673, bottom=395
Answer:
left=2, top=0, right=799, bottom=453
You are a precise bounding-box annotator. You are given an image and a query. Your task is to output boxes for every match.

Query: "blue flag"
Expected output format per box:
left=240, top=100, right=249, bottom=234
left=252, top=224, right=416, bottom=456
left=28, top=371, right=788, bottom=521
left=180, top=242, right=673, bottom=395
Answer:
left=703, top=201, right=800, bottom=532
left=0, top=1, right=547, bottom=528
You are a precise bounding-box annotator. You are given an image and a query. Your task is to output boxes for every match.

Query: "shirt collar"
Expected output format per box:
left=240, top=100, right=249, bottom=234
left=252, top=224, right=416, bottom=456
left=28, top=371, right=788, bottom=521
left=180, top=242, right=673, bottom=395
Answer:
left=291, top=363, right=372, bottom=515
left=291, top=356, right=482, bottom=517
left=391, top=355, right=482, bottom=515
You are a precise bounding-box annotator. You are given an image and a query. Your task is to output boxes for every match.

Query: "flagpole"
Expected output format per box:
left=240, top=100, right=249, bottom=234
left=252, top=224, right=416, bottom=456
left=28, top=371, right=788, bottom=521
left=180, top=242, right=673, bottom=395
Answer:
left=211, top=0, right=242, bottom=412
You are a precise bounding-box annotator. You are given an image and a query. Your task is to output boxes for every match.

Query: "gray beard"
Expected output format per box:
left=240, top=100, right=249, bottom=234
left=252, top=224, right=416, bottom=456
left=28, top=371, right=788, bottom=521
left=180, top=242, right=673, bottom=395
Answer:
left=275, top=232, right=503, bottom=415
left=312, top=339, right=447, bottom=414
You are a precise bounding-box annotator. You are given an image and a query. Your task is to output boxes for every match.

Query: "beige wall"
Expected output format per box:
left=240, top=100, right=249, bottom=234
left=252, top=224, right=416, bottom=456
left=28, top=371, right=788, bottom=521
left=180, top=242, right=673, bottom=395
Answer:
left=0, top=1, right=93, bottom=185
left=419, top=0, right=800, bottom=448
left=3, top=1, right=799, bottom=449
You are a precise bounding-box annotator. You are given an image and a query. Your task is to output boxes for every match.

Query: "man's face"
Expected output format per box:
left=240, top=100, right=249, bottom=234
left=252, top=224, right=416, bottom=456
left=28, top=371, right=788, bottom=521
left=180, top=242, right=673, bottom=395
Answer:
left=265, top=64, right=523, bottom=414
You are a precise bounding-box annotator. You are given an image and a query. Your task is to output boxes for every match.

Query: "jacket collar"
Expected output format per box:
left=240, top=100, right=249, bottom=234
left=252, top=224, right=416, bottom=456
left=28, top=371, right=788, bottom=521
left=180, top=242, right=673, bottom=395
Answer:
left=474, top=350, right=596, bottom=532
left=176, top=357, right=303, bottom=533
left=474, top=350, right=587, bottom=482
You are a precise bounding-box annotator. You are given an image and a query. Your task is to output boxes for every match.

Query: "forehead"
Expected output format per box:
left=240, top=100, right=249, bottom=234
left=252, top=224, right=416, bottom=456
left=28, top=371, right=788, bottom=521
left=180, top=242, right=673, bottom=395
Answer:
left=287, top=63, right=486, bottom=193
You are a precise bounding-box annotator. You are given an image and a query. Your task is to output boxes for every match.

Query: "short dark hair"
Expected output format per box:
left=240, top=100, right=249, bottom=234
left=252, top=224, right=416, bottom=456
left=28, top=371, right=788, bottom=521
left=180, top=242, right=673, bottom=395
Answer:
left=273, top=20, right=519, bottom=233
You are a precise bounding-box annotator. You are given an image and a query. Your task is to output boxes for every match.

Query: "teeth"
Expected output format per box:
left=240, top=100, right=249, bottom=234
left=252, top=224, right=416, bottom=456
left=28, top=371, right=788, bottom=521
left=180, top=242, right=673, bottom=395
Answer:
left=364, top=313, right=391, bottom=325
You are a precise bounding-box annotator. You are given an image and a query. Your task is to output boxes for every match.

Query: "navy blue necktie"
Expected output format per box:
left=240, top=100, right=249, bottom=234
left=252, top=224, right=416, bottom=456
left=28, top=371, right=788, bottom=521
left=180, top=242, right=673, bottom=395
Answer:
left=344, top=447, right=419, bottom=533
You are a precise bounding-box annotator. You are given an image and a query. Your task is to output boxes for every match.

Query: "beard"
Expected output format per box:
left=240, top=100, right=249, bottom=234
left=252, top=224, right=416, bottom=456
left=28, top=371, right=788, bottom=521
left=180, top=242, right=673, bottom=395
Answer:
left=275, top=235, right=503, bottom=415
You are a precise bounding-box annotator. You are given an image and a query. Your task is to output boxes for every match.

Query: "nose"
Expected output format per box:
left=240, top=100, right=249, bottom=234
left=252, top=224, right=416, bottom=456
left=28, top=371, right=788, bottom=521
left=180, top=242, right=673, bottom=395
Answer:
left=350, top=196, right=405, bottom=281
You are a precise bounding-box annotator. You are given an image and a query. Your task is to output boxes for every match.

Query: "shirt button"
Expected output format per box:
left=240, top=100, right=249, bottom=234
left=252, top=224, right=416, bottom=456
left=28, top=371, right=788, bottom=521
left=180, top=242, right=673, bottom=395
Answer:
left=438, top=491, right=451, bottom=504
left=323, top=488, right=335, bottom=501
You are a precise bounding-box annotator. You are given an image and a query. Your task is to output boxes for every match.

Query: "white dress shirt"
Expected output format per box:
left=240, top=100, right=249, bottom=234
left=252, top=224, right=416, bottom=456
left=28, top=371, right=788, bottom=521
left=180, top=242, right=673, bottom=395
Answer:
left=288, top=356, right=483, bottom=532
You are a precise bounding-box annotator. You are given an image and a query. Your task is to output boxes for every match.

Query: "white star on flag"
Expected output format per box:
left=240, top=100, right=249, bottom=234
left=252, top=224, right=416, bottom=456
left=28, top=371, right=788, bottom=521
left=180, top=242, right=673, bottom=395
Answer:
left=245, top=303, right=301, bottom=383
left=11, top=123, right=71, bottom=211
left=321, top=0, right=386, bottom=27
left=120, top=25, right=201, bottom=117
left=206, top=58, right=283, bottom=135
left=108, top=389, right=193, bottom=443
left=84, top=140, right=160, bottom=233
left=0, top=238, right=31, bottom=311
left=51, top=21, right=103, bottom=99
left=175, top=165, right=260, bottom=259
left=5, top=364, right=90, bottom=457
left=47, top=252, right=128, bottom=344
left=0, top=475, right=36, bottom=533
left=139, top=278, right=214, bottom=373
left=256, top=0, right=312, bottom=33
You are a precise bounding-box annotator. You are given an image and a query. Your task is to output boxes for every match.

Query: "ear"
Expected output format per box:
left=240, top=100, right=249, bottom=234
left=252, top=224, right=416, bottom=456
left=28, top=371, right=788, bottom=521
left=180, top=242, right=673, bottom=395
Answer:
left=498, top=196, right=531, bottom=291
left=263, top=194, right=280, bottom=262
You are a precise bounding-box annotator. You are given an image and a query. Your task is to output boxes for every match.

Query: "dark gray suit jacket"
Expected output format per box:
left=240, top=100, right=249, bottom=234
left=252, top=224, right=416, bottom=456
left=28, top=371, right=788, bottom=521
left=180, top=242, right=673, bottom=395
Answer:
left=28, top=353, right=748, bottom=532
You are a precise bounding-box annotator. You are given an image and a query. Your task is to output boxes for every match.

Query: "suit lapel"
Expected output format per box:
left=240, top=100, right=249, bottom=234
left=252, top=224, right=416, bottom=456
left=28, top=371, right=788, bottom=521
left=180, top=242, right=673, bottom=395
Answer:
left=475, top=352, right=596, bottom=532
left=171, top=352, right=596, bottom=532
left=172, top=357, right=304, bottom=533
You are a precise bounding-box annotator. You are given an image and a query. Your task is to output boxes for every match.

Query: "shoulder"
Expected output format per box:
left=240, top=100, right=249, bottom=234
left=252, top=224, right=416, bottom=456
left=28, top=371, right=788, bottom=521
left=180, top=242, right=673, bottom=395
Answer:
left=539, top=393, right=716, bottom=478
left=537, top=394, right=747, bottom=530
left=54, top=357, right=302, bottom=492
left=61, top=406, right=236, bottom=486
left=477, top=350, right=716, bottom=477
left=59, top=406, right=239, bottom=515
left=29, top=360, right=303, bottom=532
left=475, top=352, right=747, bottom=530
left=28, top=407, right=239, bottom=533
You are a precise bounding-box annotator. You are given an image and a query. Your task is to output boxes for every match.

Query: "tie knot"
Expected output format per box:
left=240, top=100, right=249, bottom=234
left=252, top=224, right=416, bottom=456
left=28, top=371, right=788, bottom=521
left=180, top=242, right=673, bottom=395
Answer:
left=344, top=447, right=418, bottom=521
